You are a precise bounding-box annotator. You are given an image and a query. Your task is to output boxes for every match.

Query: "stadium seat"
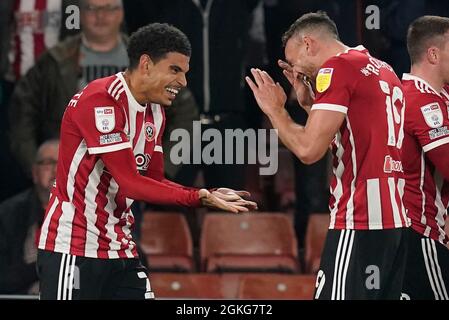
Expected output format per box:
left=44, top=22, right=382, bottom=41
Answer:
left=200, top=213, right=299, bottom=273
left=304, top=214, right=329, bottom=274
left=150, top=273, right=224, bottom=299
left=140, top=212, right=194, bottom=272
left=238, top=274, right=316, bottom=299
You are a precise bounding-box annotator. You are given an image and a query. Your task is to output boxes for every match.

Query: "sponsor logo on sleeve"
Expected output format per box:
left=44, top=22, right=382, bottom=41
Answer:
left=99, top=133, right=123, bottom=145
left=420, top=103, right=443, bottom=128
left=428, top=126, right=449, bottom=140
left=95, top=107, right=115, bottom=133
left=316, top=68, right=334, bottom=93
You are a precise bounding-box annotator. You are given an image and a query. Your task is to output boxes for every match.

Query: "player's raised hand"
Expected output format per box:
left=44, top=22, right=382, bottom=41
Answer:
left=246, top=68, right=287, bottom=117
left=278, top=59, right=295, bottom=86
left=199, top=189, right=257, bottom=213
left=278, top=59, right=315, bottom=113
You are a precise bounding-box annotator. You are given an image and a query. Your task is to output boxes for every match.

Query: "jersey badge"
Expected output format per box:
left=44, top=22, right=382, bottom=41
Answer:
left=95, top=107, right=115, bottom=133
left=316, top=68, right=333, bottom=93
left=420, top=103, right=443, bottom=128
left=144, top=122, right=156, bottom=142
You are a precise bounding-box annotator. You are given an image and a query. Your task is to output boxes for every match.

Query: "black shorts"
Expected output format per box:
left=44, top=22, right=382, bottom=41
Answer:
left=314, top=228, right=408, bottom=300
left=37, top=250, right=155, bottom=300
left=401, top=228, right=449, bottom=300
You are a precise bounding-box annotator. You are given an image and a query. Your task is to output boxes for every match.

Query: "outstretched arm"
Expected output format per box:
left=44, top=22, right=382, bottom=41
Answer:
left=146, top=150, right=257, bottom=210
left=101, top=148, right=200, bottom=207
left=101, top=148, right=254, bottom=213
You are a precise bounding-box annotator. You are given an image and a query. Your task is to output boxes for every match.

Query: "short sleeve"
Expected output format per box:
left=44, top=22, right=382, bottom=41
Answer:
left=408, top=97, right=449, bottom=153
left=311, top=57, right=354, bottom=114
left=72, top=93, right=131, bottom=155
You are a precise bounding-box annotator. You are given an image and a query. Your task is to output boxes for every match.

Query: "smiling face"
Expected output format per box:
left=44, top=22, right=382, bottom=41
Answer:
left=142, top=52, right=190, bottom=106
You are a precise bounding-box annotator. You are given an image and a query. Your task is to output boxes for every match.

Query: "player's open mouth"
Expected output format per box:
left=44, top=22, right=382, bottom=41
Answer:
left=165, top=87, right=180, bottom=99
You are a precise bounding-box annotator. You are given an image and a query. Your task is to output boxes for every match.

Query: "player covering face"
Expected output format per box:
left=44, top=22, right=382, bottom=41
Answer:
left=247, top=12, right=408, bottom=300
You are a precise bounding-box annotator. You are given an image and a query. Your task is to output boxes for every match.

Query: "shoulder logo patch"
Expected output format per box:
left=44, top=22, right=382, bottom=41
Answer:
left=420, top=103, right=443, bottom=128
left=316, top=68, right=333, bottom=93
left=95, top=107, right=115, bottom=133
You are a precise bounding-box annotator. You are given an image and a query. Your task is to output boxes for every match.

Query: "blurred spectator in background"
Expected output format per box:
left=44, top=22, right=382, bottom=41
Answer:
left=1, top=0, right=80, bottom=84
left=0, top=0, right=79, bottom=202
left=0, top=139, right=58, bottom=295
left=8, top=0, right=128, bottom=179
left=124, top=0, right=260, bottom=190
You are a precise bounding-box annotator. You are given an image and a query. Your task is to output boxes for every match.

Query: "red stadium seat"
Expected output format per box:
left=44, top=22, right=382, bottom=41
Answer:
left=150, top=273, right=224, bottom=299
left=304, top=214, right=329, bottom=274
left=238, top=274, right=316, bottom=299
left=141, top=212, right=194, bottom=272
left=200, top=213, right=299, bottom=273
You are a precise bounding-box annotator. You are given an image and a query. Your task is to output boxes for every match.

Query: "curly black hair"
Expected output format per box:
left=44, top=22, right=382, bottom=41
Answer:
left=127, top=23, right=191, bottom=70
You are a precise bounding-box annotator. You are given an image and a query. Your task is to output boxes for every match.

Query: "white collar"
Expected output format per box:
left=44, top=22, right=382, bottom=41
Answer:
left=346, top=45, right=366, bottom=53
left=336, top=45, right=366, bottom=57
left=116, top=72, right=147, bottom=112
left=402, top=73, right=441, bottom=97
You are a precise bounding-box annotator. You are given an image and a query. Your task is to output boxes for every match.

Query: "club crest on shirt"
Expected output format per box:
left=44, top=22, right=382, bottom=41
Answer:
left=94, top=107, right=115, bottom=133
left=144, top=122, right=156, bottom=142
left=420, top=102, right=443, bottom=128
left=316, top=68, right=333, bottom=93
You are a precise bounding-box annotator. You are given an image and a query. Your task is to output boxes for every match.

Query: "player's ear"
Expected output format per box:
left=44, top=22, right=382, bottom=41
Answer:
left=426, top=47, right=439, bottom=65
left=303, top=36, right=313, bottom=55
left=139, top=54, right=154, bottom=73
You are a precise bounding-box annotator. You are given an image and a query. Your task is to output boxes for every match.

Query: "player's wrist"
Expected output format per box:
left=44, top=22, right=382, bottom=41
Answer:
left=266, top=107, right=287, bottom=122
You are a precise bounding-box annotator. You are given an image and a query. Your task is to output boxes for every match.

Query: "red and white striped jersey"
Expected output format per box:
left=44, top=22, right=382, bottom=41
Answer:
left=8, top=0, right=62, bottom=81
left=402, top=74, right=449, bottom=245
left=311, top=46, right=409, bottom=230
left=38, top=73, right=167, bottom=258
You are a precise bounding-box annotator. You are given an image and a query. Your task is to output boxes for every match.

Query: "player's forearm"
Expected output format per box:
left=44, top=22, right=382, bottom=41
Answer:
left=100, top=150, right=200, bottom=207
left=119, top=172, right=200, bottom=207
left=161, top=178, right=200, bottom=192
left=145, top=151, right=199, bottom=192
left=267, top=108, right=320, bottom=164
